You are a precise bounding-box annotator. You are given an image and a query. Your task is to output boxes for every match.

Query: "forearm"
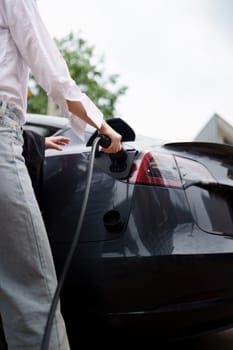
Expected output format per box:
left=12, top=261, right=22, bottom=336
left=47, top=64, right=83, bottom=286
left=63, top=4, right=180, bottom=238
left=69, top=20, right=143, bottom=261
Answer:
left=67, top=100, right=103, bottom=130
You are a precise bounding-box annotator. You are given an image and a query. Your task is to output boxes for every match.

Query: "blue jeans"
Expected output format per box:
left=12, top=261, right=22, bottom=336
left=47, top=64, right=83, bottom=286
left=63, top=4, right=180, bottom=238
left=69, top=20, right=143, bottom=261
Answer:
left=0, top=101, right=70, bottom=349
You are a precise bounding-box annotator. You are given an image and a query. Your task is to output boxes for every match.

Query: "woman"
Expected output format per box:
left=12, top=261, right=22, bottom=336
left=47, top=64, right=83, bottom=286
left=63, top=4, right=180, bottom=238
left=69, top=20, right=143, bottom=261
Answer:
left=0, top=0, right=122, bottom=348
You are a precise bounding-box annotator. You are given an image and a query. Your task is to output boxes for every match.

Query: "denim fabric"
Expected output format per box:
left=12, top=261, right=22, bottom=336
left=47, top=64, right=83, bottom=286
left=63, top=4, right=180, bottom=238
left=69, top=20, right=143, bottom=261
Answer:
left=0, top=102, right=70, bottom=349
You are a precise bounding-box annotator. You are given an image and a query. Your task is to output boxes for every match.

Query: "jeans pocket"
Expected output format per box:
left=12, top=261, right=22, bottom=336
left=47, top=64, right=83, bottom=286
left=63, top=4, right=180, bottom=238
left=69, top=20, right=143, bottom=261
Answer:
left=11, top=128, right=24, bottom=146
left=0, top=102, right=21, bottom=130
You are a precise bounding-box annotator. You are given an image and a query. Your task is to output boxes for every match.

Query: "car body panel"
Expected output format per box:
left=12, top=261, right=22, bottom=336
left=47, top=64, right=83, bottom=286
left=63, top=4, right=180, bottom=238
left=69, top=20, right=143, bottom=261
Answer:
left=22, top=114, right=233, bottom=345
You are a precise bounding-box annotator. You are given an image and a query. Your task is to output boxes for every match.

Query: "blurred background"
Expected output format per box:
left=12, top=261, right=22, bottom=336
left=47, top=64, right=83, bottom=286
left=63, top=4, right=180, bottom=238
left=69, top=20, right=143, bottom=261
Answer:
left=36, top=0, right=233, bottom=142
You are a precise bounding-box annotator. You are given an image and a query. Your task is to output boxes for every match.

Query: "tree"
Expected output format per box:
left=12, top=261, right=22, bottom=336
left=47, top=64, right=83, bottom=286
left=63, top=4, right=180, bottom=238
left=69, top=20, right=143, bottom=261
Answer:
left=27, top=32, right=128, bottom=119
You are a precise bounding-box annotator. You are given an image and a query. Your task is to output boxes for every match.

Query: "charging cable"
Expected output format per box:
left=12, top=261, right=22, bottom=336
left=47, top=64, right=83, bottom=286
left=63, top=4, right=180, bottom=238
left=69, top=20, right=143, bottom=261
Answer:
left=41, top=134, right=111, bottom=350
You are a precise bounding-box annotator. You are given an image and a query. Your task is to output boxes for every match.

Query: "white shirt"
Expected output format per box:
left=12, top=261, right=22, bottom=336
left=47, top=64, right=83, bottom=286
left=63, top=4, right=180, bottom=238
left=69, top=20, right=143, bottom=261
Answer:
left=0, top=0, right=103, bottom=137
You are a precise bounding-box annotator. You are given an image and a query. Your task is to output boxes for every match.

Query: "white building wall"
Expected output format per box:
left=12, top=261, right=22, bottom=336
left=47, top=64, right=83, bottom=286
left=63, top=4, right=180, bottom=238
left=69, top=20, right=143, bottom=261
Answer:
left=194, top=114, right=233, bottom=145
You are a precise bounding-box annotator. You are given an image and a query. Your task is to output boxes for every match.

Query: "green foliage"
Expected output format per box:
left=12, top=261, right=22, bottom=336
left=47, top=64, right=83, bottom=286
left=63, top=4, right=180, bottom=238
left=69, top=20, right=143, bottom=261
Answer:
left=27, top=32, right=128, bottom=119
left=27, top=84, right=48, bottom=115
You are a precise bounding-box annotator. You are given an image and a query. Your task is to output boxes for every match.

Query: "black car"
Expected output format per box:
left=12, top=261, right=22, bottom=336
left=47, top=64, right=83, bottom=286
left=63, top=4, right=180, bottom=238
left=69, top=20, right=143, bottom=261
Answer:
left=13, top=114, right=233, bottom=345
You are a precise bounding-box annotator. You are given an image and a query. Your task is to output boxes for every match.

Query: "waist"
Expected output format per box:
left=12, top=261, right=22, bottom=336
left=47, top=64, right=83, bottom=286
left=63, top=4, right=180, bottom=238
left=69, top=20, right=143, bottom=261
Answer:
left=0, top=99, right=23, bottom=125
left=0, top=99, right=23, bottom=129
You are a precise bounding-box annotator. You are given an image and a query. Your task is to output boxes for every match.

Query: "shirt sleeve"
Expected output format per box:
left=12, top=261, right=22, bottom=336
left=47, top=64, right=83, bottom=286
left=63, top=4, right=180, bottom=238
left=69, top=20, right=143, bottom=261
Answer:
left=5, top=0, right=103, bottom=138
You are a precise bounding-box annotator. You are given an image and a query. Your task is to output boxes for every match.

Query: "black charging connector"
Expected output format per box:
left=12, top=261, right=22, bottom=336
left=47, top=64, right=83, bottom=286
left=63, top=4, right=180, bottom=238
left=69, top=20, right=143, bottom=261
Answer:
left=109, top=149, right=127, bottom=172
left=98, top=134, right=112, bottom=148
left=99, top=134, right=127, bottom=173
left=98, top=134, right=128, bottom=173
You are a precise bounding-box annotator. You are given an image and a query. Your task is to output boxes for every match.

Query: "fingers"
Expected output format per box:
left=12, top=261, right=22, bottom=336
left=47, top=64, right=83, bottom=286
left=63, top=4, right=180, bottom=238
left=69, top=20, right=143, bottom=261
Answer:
left=45, top=136, right=71, bottom=150
left=101, top=143, right=122, bottom=154
left=98, top=121, right=122, bottom=151
left=101, top=135, right=122, bottom=154
left=52, top=136, right=71, bottom=145
left=51, top=144, right=63, bottom=151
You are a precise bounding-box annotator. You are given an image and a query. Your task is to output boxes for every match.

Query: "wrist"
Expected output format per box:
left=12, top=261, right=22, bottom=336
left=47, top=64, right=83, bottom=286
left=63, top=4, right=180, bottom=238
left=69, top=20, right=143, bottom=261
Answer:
left=99, top=120, right=108, bottom=134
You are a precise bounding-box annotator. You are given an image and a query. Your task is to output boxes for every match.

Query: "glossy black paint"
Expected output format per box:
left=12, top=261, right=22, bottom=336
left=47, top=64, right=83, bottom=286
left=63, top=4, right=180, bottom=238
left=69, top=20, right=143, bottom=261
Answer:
left=26, top=116, right=233, bottom=345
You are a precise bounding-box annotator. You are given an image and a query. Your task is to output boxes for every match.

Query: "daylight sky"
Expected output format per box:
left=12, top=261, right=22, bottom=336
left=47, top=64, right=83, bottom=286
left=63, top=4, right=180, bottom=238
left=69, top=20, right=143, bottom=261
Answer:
left=38, top=0, right=233, bottom=142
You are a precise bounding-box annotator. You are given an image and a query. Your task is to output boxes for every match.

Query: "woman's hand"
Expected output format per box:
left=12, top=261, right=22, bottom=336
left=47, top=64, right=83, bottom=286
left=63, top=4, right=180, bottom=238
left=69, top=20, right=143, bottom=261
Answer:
left=98, top=120, right=122, bottom=154
left=45, top=136, right=71, bottom=151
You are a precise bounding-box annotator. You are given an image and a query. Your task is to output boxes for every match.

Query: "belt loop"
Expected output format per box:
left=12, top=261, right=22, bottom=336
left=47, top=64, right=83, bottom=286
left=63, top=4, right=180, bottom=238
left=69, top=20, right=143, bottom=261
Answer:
left=0, top=100, right=7, bottom=117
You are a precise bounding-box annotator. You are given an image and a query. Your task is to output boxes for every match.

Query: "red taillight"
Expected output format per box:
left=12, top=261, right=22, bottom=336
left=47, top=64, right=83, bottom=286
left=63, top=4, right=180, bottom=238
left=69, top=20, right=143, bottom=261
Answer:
left=130, top=152, right=182, bottom=187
